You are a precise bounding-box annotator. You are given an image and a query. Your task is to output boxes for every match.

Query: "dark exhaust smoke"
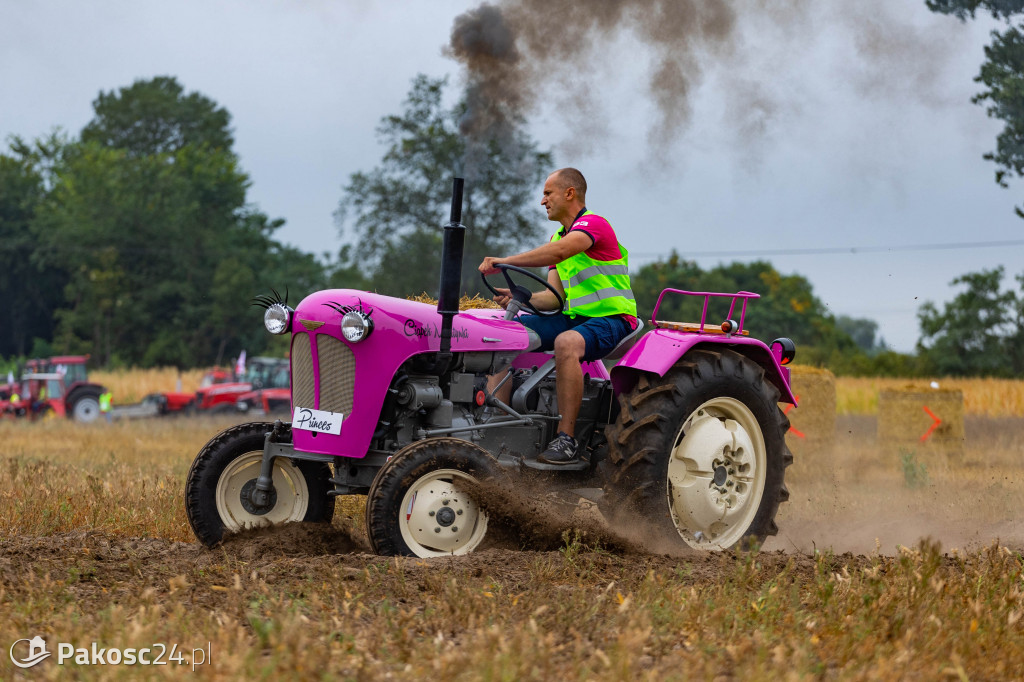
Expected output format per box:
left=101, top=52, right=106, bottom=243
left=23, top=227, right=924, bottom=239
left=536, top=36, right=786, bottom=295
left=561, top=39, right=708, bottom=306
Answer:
left=447, top=1, right=969, bottom=160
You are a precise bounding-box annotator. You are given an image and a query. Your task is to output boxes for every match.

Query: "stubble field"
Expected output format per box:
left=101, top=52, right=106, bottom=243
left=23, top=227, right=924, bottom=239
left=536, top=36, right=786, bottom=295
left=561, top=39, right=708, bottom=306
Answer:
left=1, top=375, right=1022, bottom=680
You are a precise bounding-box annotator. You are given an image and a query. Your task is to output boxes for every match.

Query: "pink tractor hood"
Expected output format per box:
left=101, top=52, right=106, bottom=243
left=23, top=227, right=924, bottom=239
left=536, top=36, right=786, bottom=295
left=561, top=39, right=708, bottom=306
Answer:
left=287, top=290, right=532, bottom=458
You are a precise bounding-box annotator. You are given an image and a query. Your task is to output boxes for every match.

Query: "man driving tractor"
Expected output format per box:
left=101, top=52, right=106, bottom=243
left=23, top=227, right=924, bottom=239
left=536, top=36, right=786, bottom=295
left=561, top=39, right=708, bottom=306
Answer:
left=478, top=167, right=638, bottom=465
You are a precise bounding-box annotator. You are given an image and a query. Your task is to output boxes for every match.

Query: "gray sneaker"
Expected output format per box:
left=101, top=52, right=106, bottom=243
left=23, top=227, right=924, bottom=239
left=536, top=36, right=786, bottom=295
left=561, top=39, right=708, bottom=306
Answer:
left=537, top=432, right=579, bottom=464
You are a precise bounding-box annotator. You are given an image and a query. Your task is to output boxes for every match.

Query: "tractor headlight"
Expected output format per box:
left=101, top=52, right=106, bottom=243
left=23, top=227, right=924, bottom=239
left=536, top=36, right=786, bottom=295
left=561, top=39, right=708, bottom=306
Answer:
left=264, top=303, right=293, bottom=335
left=341, top=311, right=374, bottom=343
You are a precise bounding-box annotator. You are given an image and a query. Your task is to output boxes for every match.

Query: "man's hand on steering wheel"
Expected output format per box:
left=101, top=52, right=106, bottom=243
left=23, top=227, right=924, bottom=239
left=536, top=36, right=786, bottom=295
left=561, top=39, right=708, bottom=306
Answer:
left=479, top=256, right=504, bottom=276
left=490, top=286, right=513, bottom=309
left=480, top=263, right=564, bottom=317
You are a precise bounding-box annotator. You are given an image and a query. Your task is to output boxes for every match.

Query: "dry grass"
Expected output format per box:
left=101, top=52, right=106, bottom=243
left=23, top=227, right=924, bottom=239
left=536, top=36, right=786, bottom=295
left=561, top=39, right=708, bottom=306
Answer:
left=406, top=292, right=502, bottom=309
left=3, top=531, right=1021, bottom=680
left=0, top=417, right=222, bottom=542
left=834, top=375, right=1024, bottom=417
left=90, top=367, right=210, bottom=404
left=2, top=385, right=1023, bottom=679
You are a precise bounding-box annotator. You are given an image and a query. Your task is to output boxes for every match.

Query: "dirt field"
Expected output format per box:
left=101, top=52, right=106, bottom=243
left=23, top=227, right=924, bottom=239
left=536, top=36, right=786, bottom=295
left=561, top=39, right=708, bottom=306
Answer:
left=767, top=415, right=1024, bottom=554
left=1, top=414, right=1022, bottom=679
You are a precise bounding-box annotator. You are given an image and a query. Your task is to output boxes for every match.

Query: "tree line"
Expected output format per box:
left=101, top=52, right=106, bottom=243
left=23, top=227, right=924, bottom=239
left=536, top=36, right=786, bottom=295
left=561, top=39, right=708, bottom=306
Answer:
left=2, top=74, right=1022, bottom=377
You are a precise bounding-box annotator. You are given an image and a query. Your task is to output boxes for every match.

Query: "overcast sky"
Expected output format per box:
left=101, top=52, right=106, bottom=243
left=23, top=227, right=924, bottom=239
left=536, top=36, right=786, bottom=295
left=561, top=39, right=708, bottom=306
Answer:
left=3, top=0, right=1022, bottom=352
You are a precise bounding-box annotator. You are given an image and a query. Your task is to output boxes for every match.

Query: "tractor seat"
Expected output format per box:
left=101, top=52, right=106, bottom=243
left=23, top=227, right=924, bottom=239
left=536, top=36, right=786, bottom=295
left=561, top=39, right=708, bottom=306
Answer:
left=603, top=319, right=645, bottom=362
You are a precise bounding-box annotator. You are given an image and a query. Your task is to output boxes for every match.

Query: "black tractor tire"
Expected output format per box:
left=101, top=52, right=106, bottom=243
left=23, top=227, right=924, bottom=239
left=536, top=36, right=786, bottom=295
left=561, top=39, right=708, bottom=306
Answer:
left=603, top=348, right=792, bottom=551
left=68, top=389, right=102, bottom=423
left=365, top=438, right=502, bottom=557
left=184, top=421, right=335, bottom=547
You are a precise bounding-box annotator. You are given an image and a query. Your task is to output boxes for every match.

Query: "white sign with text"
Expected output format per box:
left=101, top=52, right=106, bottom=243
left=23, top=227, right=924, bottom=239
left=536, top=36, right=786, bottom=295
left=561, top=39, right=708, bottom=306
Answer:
left=292, top=406, right=343, bottom=435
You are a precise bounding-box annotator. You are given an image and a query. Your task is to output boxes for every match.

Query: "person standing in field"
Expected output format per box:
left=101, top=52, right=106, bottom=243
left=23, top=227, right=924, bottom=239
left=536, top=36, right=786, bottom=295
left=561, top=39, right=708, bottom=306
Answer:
left=100, top=390, right=113, bottom=423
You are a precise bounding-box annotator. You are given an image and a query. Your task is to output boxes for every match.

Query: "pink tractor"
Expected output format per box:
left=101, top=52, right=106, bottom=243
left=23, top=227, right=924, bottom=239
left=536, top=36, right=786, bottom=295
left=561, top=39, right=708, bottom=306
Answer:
left=185, top=179, right=797, bottom=557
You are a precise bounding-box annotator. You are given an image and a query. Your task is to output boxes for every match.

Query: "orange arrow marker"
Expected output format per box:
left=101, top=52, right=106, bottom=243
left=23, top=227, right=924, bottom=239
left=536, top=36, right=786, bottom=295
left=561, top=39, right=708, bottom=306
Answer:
left=920, top=405, right=941, bottom=442
left=783, top=396, right=804, bottom=438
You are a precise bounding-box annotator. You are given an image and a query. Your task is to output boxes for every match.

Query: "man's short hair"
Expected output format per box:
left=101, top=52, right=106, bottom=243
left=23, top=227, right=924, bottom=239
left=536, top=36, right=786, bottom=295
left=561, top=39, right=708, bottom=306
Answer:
left=553, top=168, right=587, bottom=200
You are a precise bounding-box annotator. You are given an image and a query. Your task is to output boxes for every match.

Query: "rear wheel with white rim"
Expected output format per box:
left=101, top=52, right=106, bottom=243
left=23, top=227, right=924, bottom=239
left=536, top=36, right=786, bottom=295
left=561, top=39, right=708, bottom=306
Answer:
left=604, top=348, right=791, bottom=551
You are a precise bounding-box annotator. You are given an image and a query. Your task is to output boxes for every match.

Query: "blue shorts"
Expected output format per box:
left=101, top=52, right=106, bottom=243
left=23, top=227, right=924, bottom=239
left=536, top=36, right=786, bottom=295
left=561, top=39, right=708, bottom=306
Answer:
left=519, top=313, right=633, bottom=362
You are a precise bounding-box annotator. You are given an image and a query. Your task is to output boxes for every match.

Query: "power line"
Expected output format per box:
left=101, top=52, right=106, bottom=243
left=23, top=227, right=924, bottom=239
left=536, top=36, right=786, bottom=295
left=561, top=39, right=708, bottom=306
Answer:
left=631, top=238, right=1024, bottom=260
left=3, top=237, right=1022, bottom=260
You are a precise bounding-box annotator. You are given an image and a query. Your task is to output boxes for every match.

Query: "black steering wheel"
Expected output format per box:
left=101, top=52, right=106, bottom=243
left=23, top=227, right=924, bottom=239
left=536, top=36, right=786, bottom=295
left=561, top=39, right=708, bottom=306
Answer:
left=481, top=264, right=564, bottom=317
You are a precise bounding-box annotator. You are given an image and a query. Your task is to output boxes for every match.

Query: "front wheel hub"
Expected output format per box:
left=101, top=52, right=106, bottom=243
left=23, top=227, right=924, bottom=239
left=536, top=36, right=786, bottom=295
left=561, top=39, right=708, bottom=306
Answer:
left=240, top=479, right=277, bottom=514
left=435, top=506, right=457, bottom=527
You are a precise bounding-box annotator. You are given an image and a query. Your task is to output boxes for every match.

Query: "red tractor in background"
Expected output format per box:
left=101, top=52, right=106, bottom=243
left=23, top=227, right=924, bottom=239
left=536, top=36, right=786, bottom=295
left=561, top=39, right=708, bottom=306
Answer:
left=6, top=373, right=69, bottom=419
left=20, top=356, right=107, bottom=423
left=115, top=364, right=288, bottom=418
left=145, top=367, right=236, bottom=415
left=235, top=381, right=291, bottom=416
left=191, top=357, right=289, bottom=414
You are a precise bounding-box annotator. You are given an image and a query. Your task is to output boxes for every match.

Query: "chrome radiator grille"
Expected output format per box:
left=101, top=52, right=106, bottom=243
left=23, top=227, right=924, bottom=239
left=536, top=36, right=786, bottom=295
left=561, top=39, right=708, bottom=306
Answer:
left=291, top=332, right=315, bottom=408
left=316, top=335, right=355, bottom=415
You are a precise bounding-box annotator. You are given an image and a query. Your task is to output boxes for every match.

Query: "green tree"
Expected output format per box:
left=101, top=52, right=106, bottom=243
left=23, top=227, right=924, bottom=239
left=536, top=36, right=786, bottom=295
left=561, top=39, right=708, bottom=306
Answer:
left=336, top=74, right=553, bottom=297
left=1009, top=272, right=1024, bottom=370
left=917, top=267, right=1021, bottom=376
left=81, top=76, right=234, bottom=157
left=23, top=77, right=329, bottom=368
left=836, top=315, right=883, bottom=354
left=928, top=1, right=1024, bottom=214
left=0, top=134, right=67, bottom=357
left=630, top=253, right=858, bottom=362
left=926, top=1, right=1024, bottom=20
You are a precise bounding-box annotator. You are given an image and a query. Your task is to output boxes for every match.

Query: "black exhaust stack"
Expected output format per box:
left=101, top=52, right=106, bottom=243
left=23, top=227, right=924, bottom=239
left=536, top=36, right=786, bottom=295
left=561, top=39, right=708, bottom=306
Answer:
left=435, top=177, right=466, bottom=372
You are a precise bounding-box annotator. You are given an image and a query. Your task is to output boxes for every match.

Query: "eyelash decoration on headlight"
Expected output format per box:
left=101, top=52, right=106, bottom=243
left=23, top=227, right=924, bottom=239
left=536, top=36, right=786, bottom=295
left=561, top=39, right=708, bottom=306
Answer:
left=251, top=287, right=290, bottom=310
left=323, top=299, right=373, bottom=317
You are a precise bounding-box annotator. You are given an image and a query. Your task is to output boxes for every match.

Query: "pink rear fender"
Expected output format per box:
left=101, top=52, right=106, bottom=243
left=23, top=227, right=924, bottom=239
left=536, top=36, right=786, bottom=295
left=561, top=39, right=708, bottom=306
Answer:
left=609, top=329, right=796, bottom=404
left=287, top=290, right=531, bottom=458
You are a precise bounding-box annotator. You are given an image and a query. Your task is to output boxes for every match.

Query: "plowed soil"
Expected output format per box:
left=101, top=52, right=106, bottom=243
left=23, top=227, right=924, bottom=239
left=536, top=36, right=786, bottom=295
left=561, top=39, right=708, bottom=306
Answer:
left=0, top=413, right=1019, bottom=585
left=2, top=416, right=1020, bottom=589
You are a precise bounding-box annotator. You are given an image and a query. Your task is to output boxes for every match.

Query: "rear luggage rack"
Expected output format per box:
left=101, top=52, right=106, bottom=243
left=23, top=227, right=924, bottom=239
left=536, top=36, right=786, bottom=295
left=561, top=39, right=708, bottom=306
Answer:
left=651, top=289, right=759, bottom=337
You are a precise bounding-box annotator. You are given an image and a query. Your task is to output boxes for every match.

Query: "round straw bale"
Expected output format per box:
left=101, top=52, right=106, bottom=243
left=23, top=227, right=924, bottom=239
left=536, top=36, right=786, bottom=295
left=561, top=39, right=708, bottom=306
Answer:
left=877, top=385, right=965, bottom=461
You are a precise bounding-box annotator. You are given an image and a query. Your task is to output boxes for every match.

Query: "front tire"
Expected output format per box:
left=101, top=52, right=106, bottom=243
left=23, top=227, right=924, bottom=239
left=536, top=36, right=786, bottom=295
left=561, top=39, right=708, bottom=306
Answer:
left=604, top=349, right=792, bottom=551
left=184, top=422, right=334, bottom=547
left=365, top=438, right=499, bottom=557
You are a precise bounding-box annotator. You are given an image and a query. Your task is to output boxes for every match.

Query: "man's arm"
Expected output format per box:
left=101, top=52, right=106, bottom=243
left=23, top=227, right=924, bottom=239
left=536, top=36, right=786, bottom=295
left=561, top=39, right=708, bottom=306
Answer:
left=527, top=268, right=567, bottom=310
left=478, top=230, right=592, bottom=275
